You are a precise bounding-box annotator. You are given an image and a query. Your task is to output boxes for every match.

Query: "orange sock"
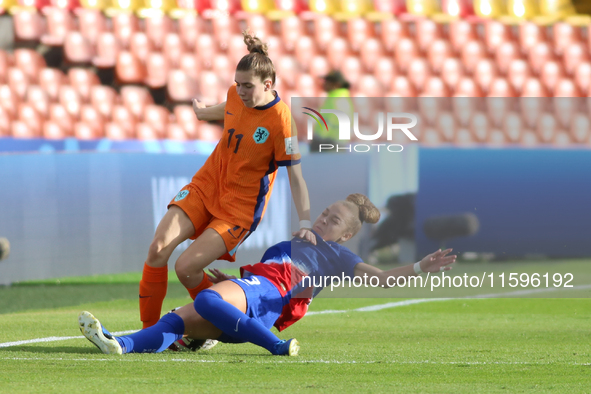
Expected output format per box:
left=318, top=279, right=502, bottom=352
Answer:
left=139, top=263, right=168, bottom=329
left=187, top=272, right=213, bottom=300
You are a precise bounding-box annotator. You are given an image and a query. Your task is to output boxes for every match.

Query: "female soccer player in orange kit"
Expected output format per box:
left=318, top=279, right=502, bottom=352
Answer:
left=139, top=31, right=316, bottom=328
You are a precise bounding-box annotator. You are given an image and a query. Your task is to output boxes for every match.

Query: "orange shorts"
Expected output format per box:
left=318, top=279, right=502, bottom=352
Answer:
left=168, top=184, right=250, bottom=262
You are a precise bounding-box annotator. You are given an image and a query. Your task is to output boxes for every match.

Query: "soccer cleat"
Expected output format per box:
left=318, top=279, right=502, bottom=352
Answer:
left=273, top=338, right=299, bottom=356
left=78, top=311, right=122, bottom=355
left=169, top=338, right=219, bottom=352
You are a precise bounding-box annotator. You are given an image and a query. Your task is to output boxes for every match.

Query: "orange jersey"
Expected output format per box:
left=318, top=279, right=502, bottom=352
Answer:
left=191, top=86, right=301, bottom=231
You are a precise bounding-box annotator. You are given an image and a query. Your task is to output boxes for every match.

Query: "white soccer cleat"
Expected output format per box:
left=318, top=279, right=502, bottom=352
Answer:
left=78, top=311, right=122, bottom=355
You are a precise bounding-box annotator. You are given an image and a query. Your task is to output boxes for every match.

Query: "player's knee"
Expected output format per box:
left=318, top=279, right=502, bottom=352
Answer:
left=194, top=289, right=221, bottom=318
left=147, top=237, right=169, bottom=263
left=174, top=256, right=202, bottom=284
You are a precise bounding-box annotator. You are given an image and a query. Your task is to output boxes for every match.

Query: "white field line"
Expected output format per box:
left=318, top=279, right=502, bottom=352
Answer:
left=1, top=284, right=590, bottom=349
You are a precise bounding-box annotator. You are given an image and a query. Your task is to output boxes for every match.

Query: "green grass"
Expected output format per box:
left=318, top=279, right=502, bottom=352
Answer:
left=0, top=272, right=590, bottom=393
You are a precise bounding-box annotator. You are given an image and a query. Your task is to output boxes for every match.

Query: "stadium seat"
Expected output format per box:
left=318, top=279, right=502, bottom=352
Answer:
left=461, top=40, right=487, bottom=75
left=79, top=104, right=105, bottom=135
left=275, top=55, right=299, bottom=88
left=129, top=32, right=153, bottom=63
left=469, top=111, right=489, bottom=143
left=308, top=55, right=330, bottom=79
left=428, top=39, right=453, bottom=75
left=347, top=18, right=375, bottom=53
left=166, top=123, right=186, bottom=141
left=495, top=41, right=521, bottom=76
left=280, top=16, right=304, bottom=53
left=416, top=18, right=443, bottom=54
left=502, top=111, right=523, bottom=144
left=48, top=103, right=74, bottom=135
left=454, top=77, right=483, bottom=97
left=18, top=104, right=43, bottom=136
left=406, top=0, right=440, bottom=16
left=0, top=50, right=11, bottom=84
left=41, top=6, right=76, bottom=46
left=520, top=77, right=549, bottom=97
left=64, top=32, right=94, bottom=64
left=58, top=85, right=82, bottom=118
left=144, top=15, right=175, bottom=49
left=355, top=75, right=383, bottom=97
left=440, top=57, right=464, bottom=92
left=295, top=73, right=317, bottom=97
left=74, top=121, right=101, bottom=140
left=451, top=96, right=475, bottom=127
left=76, top=8, right=107, bottom=45
left=0, top=85, right=19, bottom=118
left=484, top=20, right=512, bottom=54
left=407, top=58, right=431, bottom=92
left=266, top=35, right=284, bottom=60
left=371, top=0, right=406, bottom=15
left=570, top=112, right=590, bottom=144
left=7, top=68, right=29, bottom=100
left=11, top=121, right=36, bottom=139
left=340, top=56, right=363, bottom=89
left=162, top=33, right=184, bottom=68
left=105, top=121, right=132, bottom=140
left=381, top=19, right=408, bottom=54
left=487, top=77, right=517, bottom=97
left=314, top=15, right=338, bottom=52
left=539, top=60, right=565, bottom=94
left=553, top=97, right=577, bottom=130
left=0, top=105, right=11, bottom=136
left=520, top=96, right=548, bottom=130
left=43, top=121, right=67, bottom=139
left=112, top=12, right=140, bottom=49
left=212, top=15, right=240, bottom=51
left=68, top=68, right=100, bottom=103
left=487, top=97, right=510, bottom=129
left=120, top=85, right=154, bottom=119
left=14, top=49, right=46, bottom=84
left=178, top=15, right=203, bottom=50
left=106, top=0, right=142, bottom=15
left=519, top=22, right=547, bottom=55
left=199, top=71, right=223, bottom=104
left=226, top=34, right=250, bottom=66
left=144, top=53, right=169, bottom=89
left=553, top=78, right=583, bottom=97
left=88, top=86, right=117, bottom=123
left=507, top=59, right=531, bottom=95
left=245, top=13, right=272, bottom=40
left=536, top=112, right=557, bottom=144
left=174, top=104, right=199, bottom=139
left=390, top=76, right=417, bottom=97
left=13, top=10, right=45, bottom=43
left=449, top=20, right=476, bottom=54
left=167, top=69, right=198, bottom=103
left=373, top=57, right=397, bottom=89
left=136, top=122, right=160, bottom=140
left=198, top=123, right=222, bottom=142
left=562, top=42, right=590, bottom=76
left=574, top=62, right=591, bottom=93
left=195, top=34, right=217, bottom=69
left=93, top=32, right=120, bottom=68
left=26, top=85, right=50, bottom=118
left=326, top=37, right=351, bottom=70
left=360, top=38, right=384, bottom=74
left=421, top=77, right=450, bottom=97
left=528, top=41, right=554, bottom=75
left=38, top=67, right=66, bottom=102
left=553, top=22, right=583, bottom=57
left=115, top=51, right=147, bottom=85
left=395, top=38, right=419, bottom=74
left=110, top=105, right=136, bottom=135
left=143, top=104, right=170, bottom=136
left=309, top=0, right=339, bottom=14
left=294, top=36, right=319, bottom=72
left=178, top=52, right=201, bottom=81
left=211, top=54, right=232, bottom=87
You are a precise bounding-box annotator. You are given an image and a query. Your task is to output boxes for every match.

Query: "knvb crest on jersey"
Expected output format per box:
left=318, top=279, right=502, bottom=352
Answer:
left=253, top=127, right=270, bottom=144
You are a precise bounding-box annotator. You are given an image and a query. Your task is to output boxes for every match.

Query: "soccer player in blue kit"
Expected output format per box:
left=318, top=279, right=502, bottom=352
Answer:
left=79, top=194, right=456, bottom=356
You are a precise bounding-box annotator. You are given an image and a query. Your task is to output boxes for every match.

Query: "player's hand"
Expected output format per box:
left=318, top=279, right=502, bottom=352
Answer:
left=192, top=98, right=206, bottom=116
left=206, top=268, right=237, bottom=284
left=419, top=248, right=456, bottom=273
left=292, top=228, right=317, bottom=245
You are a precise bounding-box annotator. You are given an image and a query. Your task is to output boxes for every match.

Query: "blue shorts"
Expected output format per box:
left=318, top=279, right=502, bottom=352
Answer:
left=217, top=275, right=284, bottom=344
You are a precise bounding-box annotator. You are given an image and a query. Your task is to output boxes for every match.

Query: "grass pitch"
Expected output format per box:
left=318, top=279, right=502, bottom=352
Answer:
left=0, top=271, right=590, bottom=393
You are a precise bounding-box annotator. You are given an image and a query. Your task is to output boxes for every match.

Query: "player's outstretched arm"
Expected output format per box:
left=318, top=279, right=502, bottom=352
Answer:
left=192, top=99, right=226, bottom=121
left=353, top=248, right=457, bottom=288
left=288, top=163, right=316, bottom=245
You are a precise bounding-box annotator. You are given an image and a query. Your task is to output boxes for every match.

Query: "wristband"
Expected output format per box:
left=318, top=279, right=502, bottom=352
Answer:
left=413, top=261, right=423, bottom=275
left=299, top=220, right=312, bottom=229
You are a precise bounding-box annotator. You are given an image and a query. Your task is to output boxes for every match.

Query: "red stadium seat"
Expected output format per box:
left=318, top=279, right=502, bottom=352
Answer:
left=502, top=111, right=523, bottom=144
left=0, top=106, right=12, bottom=137
left=89, top=85, right=117, bottom=119
left=373, top=57, right=397, bottom=89
left=26, top=85, right=50, bottom=118
left=570, top=113, right=590, bottom=144
left=372, top=0, right=406, bottom=14
left=461, top=40, right=487, bottom=75
left=520, top=77, right=549, bottom=97
left=507, top=59, right=531, bottom=95
left=144, top=15, right=174, bottom=50
left=245, top=13, right=272, bottom=40
left=7, top=68, right=29, bottom=100
left=539, top=60, right=565, bottom=94
left=0, top=50, right=11, bottom=84
left=198, top=123, right=222, bottom=142
left=395, top=38, right=419, bottom=74
left=449, top=20, right=476, bottom=54
left=360, top=38, right=384, bottom=74
left=275, top=56, right=300, bottom=88
left=48, top=103, right=75, bottom=135
left=519, top=22, right=547, bottom=55
left=308, top=55, right=330, bottom=79
left=340, top=56, right=363, bottom=90
left=11, top=121, right=36, bottom=139
left=226, top=34, right=250, bottom=66
left=41, top=6, right=76, bottom=46
left=0, top=85, right=19, bottom=119
left=178, top=52, right=201, bottom=81
left=390, top=76, right=417, bottom=97
left=211, top=54, right=232, bottom=87
left=38, top=67, right=66, bottom=101
left=63, top=32, right=94, bottom=64
left=79, top=104, right=105, bottom=135
left=43, top=121, right=67, bottom=139
left=93, top=32, right=120, bottom=69
left=112, top=12, right=140, bottom=50
left=355, top=75, right=383, bottom=97
left=416, top=18, right=443, bottom=54
left=68, top=68, right=99, bottom=103
left=553, top=22, right=583, bottom=57
left=166, top=123, right=186, bottom=141
left=326, top=37, right=351, bottom=70
left=495, top=41, right=520, bottom=76
left=266, top=35, right=284, bottom=63
left=143, top=104, right=170, bottom=137
left=553, top=78, right=583, bottom=97
left=195, top=34, right=217, bottom=69
left=162, top=33, right=185, bottom=68
left=487, top=78, right=516, bottom=97
left=454, top=77, right=483, bottom=97
left=472, top=59, right=497, bottom=96
left=381, top=19, right=408, bottom=54
left=110, top=105, right=136, bottom=134
left=428, top=39, right=453, bottom=75
left=520, top=96, right=549, bottom=129
left=174, top=105, right=199, bottom=139
left=553, top=97, right=578, bottom=130
left=536, top=112, right=557, bottom=144
left=105, top=122, right=132, bottom=140
left=144, top=53, right=169, bottom=89
left=178, top=15, right=203, bottom=50
left=18, top=104, right=43, bottom=136
left=14, top=49, right=46, bottom=84
left=115, top=51, right=146, bottom=85
left=407, top=58, right=431, bottom=92
left=281, top=16, right=304, bottom=53
left=294, top=36, right=319, bottom=72
left=487, top=97, right=510, bottom=128
left=295, top=73, right=317, bottom=97
left=129, top=32, right=153, bottom=63
left=562, top=42, right=590, bottom=76
left=167, top=70, right=198, bottom=103
left=435, top=111, right=456, bottom=143
left=347, top=18, right=375, bottom=53
left=440, top=57, right=465, bottom=92
left=136, top=122, right=160, bottom=140
left=13, top=10, right=45, bottom=43
left=574, top=62, right=591, bottom=93
left=421, top=77, right=450, bottom=97
left=76, top=8, right=107, bottom=45
left=484, top=20, right=512, bottom=54
left=314, top=15, right=338, bottom=52
left=120, top=86, right=154, bottom=120
left=58, top=85, right=82, bottom=118
left=74, top=121, right=101, bottom=140
left=528, top=41, right=555, bottom=76
left=451, top=96, right=475, bottom=127
left=469, top=111, right=489, bottom=143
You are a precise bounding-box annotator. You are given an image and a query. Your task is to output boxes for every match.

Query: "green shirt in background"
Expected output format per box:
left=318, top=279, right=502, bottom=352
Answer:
left=317, top=88, right=355, bottom=142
